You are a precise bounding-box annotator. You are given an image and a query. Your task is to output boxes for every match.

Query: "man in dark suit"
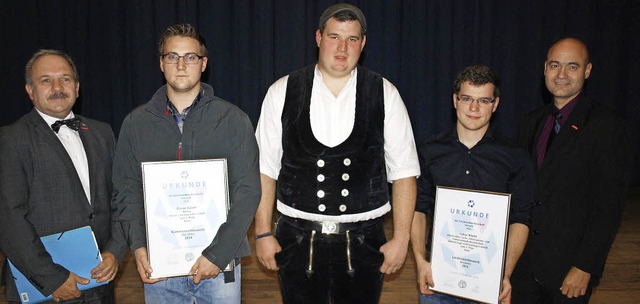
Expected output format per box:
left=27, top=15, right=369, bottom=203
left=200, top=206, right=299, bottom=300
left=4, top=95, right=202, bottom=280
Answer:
left=512, top=38, right=632, bottom=303
left=0, top=50, right=127, bottom=303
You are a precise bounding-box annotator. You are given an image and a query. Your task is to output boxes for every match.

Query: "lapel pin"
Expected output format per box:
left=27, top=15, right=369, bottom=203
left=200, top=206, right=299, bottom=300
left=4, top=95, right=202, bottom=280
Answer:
left=571, top=125, right=579, bottom=130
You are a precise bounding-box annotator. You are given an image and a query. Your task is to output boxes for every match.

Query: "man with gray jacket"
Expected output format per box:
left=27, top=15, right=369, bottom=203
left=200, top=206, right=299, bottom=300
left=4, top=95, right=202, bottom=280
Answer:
left=112, top=23, right=260, bottom=303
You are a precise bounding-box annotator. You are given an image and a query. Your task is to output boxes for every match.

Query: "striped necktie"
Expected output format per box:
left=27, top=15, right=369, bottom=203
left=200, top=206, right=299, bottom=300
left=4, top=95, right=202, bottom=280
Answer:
left=546, top=110, right=563, bottom=151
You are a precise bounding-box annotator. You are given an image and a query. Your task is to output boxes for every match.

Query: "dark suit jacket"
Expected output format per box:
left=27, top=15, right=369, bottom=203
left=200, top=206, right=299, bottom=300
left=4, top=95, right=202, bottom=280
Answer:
left=0, top=109, right=127, bottom=301
left=516, top=97, right=632, bottom=288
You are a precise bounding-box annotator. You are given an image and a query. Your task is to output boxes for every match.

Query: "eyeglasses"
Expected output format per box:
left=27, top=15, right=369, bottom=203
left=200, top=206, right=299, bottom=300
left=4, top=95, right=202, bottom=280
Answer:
left=161, top=52, right=204, bottom=65
left=456, top=95, right=496, bottom=105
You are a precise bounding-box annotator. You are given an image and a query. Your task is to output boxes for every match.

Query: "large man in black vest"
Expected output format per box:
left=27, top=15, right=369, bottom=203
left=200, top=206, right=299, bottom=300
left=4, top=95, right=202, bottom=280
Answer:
left=254, top=3, right=420, bottom=303
left=512, top=38, right=632, bottom=303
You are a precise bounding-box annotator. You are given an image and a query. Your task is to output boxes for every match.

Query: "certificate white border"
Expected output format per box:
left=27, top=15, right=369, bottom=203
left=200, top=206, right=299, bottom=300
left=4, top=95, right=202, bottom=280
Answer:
left=430, top=186, right=511, bottom=304
left=141, top=159, right=229, bottom=278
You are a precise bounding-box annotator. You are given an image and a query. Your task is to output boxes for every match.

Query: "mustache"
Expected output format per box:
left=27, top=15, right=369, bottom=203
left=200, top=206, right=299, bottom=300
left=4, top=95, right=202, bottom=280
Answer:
left=47, top=92, right=70, bottom=100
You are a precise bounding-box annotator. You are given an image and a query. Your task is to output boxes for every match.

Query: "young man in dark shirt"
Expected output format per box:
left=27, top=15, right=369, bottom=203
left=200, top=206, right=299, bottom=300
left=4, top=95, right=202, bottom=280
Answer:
left=411, top=65, right=536, bottom=304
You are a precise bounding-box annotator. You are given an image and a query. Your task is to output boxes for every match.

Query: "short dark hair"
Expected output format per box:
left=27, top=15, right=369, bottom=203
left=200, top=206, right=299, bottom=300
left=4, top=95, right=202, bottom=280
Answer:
left=318, top=3, right=367, bottom=36
left=453, top=65, right=500, bottom=97
left=158, top=23, right=208, bottom=57
left=25, top=49, right=79, bottom=86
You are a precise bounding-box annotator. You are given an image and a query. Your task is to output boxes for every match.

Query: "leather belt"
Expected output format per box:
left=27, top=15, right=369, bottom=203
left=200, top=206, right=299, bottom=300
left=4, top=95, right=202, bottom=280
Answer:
left=279, top=214, right=381, bottom=235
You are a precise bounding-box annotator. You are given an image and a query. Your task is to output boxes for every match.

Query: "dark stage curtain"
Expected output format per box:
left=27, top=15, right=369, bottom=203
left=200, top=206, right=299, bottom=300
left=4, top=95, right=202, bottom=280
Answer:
left=1, top=0, right=638, bottom=182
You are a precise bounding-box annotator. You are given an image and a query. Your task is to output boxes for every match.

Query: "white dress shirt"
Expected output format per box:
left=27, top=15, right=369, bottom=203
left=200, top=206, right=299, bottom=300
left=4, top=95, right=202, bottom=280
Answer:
left=255, top=66, right=420, bottom=222
left=37, top=110, right=91, bottom=204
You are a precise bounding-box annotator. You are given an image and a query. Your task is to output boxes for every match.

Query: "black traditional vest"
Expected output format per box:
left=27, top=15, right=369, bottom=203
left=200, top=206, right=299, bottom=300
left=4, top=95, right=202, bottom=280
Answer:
left=277, top=65, right=389, bottom=216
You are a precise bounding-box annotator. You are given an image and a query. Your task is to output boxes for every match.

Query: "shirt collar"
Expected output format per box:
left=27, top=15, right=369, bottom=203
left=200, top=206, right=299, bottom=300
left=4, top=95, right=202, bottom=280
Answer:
left=36, top=109, right=75, bottom=131
left=314, top=64, right=358, bottom=86
left=166, top=88, right=204, bottom=116
left=447, top=125, right=495, bottom=145
left=556, top=92, right=581, bottom=116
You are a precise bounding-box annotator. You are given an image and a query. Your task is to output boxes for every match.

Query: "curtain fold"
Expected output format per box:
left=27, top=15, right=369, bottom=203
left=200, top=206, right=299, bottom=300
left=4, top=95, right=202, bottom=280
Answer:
left=1, top=0, right=638, bottom=181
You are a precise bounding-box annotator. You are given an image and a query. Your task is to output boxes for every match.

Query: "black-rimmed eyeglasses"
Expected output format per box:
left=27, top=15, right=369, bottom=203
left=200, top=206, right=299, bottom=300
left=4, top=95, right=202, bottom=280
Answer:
left=161, top=52, right=204, bottom=65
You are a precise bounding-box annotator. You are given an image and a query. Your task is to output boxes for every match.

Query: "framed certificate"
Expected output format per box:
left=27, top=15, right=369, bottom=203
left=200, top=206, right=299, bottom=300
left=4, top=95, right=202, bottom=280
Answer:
left=430, top=186, right=511, bottom=304
left=142, top=159, right=229, bottom=278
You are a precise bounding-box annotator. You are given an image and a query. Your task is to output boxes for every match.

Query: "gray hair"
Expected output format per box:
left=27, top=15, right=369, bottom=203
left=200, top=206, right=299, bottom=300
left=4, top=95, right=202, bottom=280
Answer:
left=25, top=49, right=79, bottom=86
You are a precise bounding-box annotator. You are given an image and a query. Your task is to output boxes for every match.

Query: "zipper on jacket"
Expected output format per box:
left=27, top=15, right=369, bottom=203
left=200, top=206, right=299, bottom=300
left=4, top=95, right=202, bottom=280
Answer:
left=177, top=142, right=182, bottom=160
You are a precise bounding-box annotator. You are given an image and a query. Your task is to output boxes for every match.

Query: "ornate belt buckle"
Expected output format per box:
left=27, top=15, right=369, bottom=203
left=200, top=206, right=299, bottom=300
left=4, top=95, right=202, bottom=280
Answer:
left=321, top=221, right=339, bottom=234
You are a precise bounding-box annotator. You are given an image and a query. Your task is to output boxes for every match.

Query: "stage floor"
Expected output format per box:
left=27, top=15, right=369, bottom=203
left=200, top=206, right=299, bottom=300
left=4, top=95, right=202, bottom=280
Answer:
left=2, top=189, right=639, bottom=303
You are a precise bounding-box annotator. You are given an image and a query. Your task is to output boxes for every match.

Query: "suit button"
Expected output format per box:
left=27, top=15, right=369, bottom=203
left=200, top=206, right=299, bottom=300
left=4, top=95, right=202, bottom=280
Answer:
left=535, top=201, right=542, bottom=206
left=89, top=213, right=95, bottom=219
left=532, top=229, right=540, bottom=235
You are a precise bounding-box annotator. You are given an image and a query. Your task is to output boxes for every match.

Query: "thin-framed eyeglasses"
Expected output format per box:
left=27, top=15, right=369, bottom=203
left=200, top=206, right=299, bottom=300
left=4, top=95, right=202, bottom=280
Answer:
left=162, top=52, right=204, bottom=65
left=456, top=95, right=496, bottom=106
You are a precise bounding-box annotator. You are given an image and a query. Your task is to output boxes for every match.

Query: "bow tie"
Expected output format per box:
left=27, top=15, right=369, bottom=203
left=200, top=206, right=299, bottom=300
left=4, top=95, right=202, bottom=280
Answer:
left=51, top=117, right=80, bottom=133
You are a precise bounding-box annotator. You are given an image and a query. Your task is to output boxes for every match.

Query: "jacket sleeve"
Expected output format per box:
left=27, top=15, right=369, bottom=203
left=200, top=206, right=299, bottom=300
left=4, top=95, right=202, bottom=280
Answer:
left=574, top=117, right=631, bottom=276
left=102, top=127, right=129, bottom=262
left=0, top=128, right=68, bottom=296
left=201, top=114, right=261, bottom=268
left=112, top=115, right=147, bottom=251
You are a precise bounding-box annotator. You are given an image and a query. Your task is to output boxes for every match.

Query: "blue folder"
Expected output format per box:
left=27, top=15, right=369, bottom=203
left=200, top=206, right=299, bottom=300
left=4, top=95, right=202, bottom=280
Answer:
left=7, top=226, right=106, bottom=303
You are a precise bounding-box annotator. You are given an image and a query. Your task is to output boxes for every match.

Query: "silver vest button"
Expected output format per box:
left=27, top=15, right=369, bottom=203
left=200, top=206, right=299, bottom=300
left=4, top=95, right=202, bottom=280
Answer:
left=317, top=159, right=325, bottom=167
left=317, top=190, right=325, bottom=198
left=341, top=189, right=349, bottom=197
left=318, top=204, right=326, bottom=212
left=343, top=158, right=351, bottom=166
left=342, top=173, right=349, bottom=181
left=339, top=204, right=347, bottom=212
left=317, top=174, right=325, bottom=182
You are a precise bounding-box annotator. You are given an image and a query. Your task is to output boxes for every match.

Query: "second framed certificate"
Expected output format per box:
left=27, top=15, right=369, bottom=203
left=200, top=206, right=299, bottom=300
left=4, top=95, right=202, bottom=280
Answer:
left=142, top=159, right=229, bottom=279
left=430, top=186, right=511, bottom=304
